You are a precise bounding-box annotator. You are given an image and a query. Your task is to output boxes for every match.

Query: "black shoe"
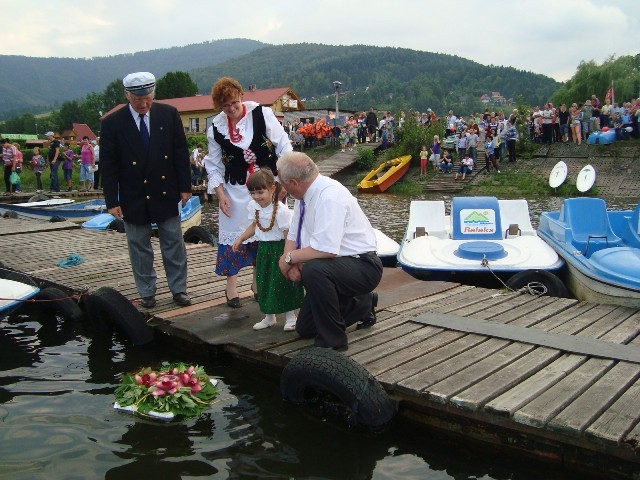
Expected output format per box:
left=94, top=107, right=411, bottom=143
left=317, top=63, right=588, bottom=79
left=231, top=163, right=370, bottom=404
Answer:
left=356, top=292, right=378, bottom=330
left=332, top=344, right=349, bottom=352
left=140, top=296, right=156, bottom=308
left=173, top=292, right=192, bottom=306
left=225, top=292, right=241, bottom=308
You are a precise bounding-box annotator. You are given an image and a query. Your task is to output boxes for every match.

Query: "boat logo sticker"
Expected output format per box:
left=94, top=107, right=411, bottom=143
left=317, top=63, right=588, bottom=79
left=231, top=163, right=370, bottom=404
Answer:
left=460, top=209, right=496, bottom=234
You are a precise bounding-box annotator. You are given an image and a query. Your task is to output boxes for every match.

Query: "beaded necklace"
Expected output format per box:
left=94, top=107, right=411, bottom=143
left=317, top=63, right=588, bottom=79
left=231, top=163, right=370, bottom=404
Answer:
left=255, top=198, right=279, bottom=233
left=227, top=104, right=246, bottom=143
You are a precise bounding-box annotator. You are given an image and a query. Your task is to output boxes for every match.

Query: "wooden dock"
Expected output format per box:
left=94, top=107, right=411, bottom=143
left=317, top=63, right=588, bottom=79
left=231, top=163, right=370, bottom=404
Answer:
left=1, top=217, right=639, bottom=479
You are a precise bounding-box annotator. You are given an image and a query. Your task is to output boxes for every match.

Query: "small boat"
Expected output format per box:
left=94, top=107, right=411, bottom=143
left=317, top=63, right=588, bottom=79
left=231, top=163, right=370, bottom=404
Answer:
left=82, top=196, right=204, bottom=236
left=397, top=196, right=566, bottom=294
left=0, top=278, right=40, bottom=319
left=0, top=198, right=106, bottom=222
left=357, top=155, right=411, bottom=193
left=538, top=198, right=640, bottom=308
left=374, top=228, right=400, bottom=267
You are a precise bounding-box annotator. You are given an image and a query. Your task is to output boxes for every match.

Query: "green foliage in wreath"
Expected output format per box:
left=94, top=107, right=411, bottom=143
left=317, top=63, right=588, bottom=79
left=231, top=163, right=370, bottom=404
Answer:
left=114, top=362, right=220, bottom=418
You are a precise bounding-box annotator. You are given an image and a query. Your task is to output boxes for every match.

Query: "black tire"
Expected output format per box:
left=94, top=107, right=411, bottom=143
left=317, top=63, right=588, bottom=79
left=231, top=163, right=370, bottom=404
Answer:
left=83, top=287, right=153, bottom=345
left=183, top=225, right=216, bottom=245
left=107, top=218, right=125, bottom=233
left=49, top=215, right=66, bottom=222
left=281, top=347, right=396, bottom=433
left=28, top=193, right=50, bottom=202
left=506, top=269, right=570, bottom=298
left=36, top=287, right=84, bottom=321
left=3, top=210, right=18, bottom=219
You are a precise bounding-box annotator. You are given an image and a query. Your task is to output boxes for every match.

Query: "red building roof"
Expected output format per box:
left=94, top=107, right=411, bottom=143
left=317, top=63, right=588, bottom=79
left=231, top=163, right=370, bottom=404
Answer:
left=72, top=123, right=97, bottom=140
left=101, top=87, right=300, bottom=119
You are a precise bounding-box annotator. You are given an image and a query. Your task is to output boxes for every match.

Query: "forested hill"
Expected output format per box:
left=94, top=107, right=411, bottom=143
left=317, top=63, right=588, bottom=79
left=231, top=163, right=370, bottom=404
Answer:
left=0, top=40, right=561, bottom=121
left=0, top=38, right=266, bottom=119
left=191, top=43, right=562, bottom=114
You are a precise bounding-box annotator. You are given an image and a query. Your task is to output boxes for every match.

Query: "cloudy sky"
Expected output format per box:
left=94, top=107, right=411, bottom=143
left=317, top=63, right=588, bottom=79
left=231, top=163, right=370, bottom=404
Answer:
left=2, top=0, right=638, bottom=82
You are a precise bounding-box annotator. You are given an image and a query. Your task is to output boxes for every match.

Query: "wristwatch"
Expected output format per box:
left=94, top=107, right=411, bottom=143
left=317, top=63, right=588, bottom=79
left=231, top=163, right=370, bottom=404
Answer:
left=285, top=252, right=292, bottom=264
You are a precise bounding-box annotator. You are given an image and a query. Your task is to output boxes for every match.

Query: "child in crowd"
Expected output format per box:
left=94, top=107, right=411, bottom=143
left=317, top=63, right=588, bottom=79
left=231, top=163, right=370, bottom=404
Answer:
left=419, top=145, right=428, bottom=177
left=233, top=168, right=303, bottom=331
left=30, top=146, right=46, bottom=191
left=484, top=135, right=500, bottom=173
left=455, top=153, right=474, bottom=180
left=12, top=143, right=23, bottom=192
left=339, top=127, right=347, bottom=152
left=62, top=143, right=75, bottom=191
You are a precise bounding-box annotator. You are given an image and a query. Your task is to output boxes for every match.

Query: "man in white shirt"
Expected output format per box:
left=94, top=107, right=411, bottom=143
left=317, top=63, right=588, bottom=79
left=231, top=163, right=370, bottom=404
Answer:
left=277, top=151, right=383, bottom=350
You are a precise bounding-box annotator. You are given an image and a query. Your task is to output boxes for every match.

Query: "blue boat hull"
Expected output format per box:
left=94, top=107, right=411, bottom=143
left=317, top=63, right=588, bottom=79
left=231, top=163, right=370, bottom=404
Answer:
left=0, top=199, right=106, bottom=221
left=538, top=198, right=640, bottom=307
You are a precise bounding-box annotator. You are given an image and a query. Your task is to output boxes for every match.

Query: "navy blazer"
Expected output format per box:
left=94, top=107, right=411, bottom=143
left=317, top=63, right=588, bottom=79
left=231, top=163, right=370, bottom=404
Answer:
left=100, top=102, right=191, bottom=224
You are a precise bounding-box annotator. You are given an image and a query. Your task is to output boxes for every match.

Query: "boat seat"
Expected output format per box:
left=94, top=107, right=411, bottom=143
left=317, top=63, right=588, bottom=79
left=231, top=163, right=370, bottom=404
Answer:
left=408, top=201, right=448, bottom=239
left=451, top=196, right=503, bottom=240
left=560, top=198, right=623, bottom=257
left=505, top=223, right=521, bottom=238
left=498, top=199, right=535, bottom=237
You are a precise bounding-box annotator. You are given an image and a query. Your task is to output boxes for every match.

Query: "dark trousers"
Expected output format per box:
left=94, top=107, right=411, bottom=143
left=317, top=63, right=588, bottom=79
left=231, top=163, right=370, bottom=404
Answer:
left=296, top=254, right=383, bottom=348
left=507, top=139, right=516, bottom=162
left=50, top=161, right=61, bottom=192
left=4, top=164, right=13, bottom=192
left=93, top=166, right=101, bottom=189
left=35, top=172, right=42, bottom=190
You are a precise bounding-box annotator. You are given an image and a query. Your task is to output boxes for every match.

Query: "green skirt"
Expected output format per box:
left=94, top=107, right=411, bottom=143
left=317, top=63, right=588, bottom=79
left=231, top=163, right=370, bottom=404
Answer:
left=256, top=240, right=304, bottom=314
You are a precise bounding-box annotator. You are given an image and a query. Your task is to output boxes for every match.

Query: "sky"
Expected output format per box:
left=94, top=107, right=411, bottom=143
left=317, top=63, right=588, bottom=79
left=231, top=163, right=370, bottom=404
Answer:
left=1, top=0, right=638, bottom=83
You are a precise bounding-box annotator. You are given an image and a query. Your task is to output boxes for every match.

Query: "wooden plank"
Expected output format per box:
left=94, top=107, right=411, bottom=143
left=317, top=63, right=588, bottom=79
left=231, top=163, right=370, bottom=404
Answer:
left=585, top=376, right=640, bottom=445
left=410, top=312, right=640, bottom=363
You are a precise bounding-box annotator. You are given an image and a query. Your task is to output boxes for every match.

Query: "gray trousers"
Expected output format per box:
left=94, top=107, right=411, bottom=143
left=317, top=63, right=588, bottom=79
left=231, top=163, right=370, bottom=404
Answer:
left=124, top=215, right=188, bottom=297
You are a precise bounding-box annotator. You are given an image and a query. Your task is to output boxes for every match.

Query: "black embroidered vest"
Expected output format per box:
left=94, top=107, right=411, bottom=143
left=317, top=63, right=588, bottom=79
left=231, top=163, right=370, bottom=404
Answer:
left=212, top=106, right=278, bottom=185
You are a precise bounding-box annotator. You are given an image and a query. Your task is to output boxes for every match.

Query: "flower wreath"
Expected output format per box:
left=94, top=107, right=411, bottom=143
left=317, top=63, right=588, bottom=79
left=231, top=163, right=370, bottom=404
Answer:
left=114, top=362, right=220, bottom=419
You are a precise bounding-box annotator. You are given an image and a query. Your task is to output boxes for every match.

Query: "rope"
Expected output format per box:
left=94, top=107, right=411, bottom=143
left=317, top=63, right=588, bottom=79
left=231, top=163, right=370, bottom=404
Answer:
left=481, top=256, right=548, bottom=297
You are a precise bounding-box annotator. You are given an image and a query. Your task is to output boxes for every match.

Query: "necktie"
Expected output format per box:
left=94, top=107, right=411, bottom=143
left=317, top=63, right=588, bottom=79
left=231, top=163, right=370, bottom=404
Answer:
left=139, top=114, right=149, bottom=149
left=296, top=199, right=305, bottom=249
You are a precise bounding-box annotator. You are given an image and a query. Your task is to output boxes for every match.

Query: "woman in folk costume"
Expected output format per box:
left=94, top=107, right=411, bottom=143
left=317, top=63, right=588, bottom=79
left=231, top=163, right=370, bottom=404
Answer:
left=203, top=77, right=292, bottom=308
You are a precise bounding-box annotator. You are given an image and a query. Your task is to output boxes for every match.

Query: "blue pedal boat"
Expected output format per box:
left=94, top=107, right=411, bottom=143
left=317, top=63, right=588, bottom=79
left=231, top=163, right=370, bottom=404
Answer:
left=538, top=198, right=640, bottom=308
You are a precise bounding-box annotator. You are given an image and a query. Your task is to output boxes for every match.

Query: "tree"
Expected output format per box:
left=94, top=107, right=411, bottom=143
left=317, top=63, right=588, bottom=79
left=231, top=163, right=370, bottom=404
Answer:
left=155, top=71, right=198, bottom=100
left=102, top=78, right=127, bottom=112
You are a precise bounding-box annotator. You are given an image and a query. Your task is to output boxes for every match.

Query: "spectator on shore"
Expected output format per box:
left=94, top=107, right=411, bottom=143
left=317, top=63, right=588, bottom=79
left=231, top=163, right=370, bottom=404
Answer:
left=484, top=134, right=500, bottom=173
left=570, top=104, right=582, bottom=145
left=30, top=146, right=45, bottom=191
left=11, top=142, right=23, bottom=192
left=93, top=137, right=101, bottom=189
left=430, top=135, right=441, bottom=173
left=455, top=152, right=473, bottom=180
left=365, top=108, right=378, bottom=142
left=46, top=131, right=61, bottom=192
left=62, top=142, right=75, bottom=191
left=581, top=100, right=593, bottom=141
left=439, top=150, right=453, bottom=173
left=601, top=99, right=612, bottom=128
left=557, top=104, right=570, bottom=143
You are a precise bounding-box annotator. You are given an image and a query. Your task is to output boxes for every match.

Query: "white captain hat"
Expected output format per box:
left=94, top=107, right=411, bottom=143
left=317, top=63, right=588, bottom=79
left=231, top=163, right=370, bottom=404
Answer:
left=123, top=72, right=156, bottom=95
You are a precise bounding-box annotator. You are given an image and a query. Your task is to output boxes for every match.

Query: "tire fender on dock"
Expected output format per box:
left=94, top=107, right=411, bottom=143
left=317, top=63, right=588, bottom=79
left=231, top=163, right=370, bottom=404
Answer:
left=506, top=269, right=569, bottom=298
left=183, top=225, right=216, bottom=245
left=280, top=346, right=396, bottom=433
left=83, top=286, right=153, bottom=346
left=36, top=287, right=85, bottom=321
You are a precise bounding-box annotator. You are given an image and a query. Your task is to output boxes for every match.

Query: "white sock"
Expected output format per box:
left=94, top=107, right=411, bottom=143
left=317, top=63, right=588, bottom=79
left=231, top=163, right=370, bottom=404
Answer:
left=265, top=314, right=276, bottom=323
left=285, top=311, right=296, bottom=323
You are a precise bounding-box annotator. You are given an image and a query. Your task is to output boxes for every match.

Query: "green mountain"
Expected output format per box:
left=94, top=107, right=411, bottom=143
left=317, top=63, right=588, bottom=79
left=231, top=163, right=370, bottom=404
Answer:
left=0, top=40, right=561, bottom=121
left=191, top=43, right=562, bottom=114
left=0, top=38, right=266, bottom=120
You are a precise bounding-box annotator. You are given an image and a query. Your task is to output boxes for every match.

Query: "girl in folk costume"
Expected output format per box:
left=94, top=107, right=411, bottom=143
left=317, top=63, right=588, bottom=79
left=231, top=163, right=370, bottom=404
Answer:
left=203, top=77, right=292, bottom=309
left=233, top=169, right=303, bottom=331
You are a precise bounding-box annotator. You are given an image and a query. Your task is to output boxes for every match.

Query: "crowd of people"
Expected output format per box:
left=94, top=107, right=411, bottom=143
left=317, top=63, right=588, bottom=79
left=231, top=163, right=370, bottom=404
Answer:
left=2, top=134, right=100, bottom=195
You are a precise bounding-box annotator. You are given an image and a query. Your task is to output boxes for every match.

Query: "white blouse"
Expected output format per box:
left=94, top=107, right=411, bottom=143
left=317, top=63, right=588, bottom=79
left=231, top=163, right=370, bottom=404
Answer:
left=247, top=199, right=293, bottom=242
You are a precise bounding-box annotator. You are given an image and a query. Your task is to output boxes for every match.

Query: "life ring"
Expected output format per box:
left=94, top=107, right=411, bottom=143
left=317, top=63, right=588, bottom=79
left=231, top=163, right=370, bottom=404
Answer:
left=28, top=193, right=50, bottom=202
left=280, top=347, right=396, bottom=433
left=107, top=218, right=125, bottom=233
left=506, top=269, right=570, bottom=298
left=2, top=210, right=18, bottom=219
left=183, top=225, right=216, bottom=245
left=36, top=286, right=85, bottom=321
left=83, top=286, right=153, bottom=345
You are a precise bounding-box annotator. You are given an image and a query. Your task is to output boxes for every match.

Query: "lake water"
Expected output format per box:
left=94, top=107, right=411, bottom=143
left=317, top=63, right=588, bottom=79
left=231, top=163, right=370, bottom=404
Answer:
left=3, top=180, right=631, bottom=479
